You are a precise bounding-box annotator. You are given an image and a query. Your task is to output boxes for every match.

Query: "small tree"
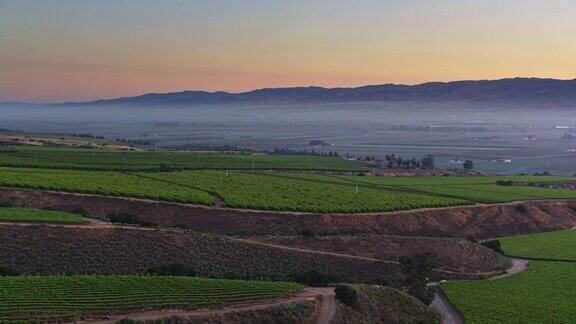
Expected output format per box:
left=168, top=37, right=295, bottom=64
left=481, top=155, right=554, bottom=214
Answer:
left=399, top=253, right=437, bottom=305
left=481, top=240, right=504, bottom=254
left=463, top=160, right=474, bottom=171
left=335, top=285, right=358, bottom=307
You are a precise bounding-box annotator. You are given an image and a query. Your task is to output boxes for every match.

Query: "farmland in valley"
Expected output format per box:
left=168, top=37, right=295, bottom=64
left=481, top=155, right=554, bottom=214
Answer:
left=1, top=165, right=576, bottom=213
left=0, top=207, right=85, bottom=223
left=0, top=146, right=367, bottom=172
left=0, top=275, right=300, bottom=321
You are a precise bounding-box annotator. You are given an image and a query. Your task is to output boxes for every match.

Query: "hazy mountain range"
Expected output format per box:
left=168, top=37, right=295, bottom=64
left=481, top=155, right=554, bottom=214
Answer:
left=5, top=77, right=576, bottom=107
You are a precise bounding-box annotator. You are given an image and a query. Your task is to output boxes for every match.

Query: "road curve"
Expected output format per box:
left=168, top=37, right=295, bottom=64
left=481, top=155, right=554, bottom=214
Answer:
left=314, top=287, right=336, bottom=324
left=490, top=258, right=529, bottom=280
left=431, top=289, right=464, bottom=324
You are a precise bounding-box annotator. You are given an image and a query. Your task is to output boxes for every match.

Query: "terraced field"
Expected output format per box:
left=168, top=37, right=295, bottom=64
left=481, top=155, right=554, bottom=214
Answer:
left=0, top=167, right=215, bottom=205
left=0, top=146, right=367, bottom=171
left=0, top=167, right=575, bottom=213
left=0, top=275, right=301, bottom=321
left=0, top=207, right=85, bottom=223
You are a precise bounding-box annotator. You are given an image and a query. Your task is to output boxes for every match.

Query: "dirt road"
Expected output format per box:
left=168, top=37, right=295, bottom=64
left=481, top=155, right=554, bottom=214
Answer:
left=79, top=287, right=334, bottom=324
left=314, top=287, right=336, bottom=324
left=489, top=258, right=529, bottom=280
left=431, top=289, right=464, bottom=324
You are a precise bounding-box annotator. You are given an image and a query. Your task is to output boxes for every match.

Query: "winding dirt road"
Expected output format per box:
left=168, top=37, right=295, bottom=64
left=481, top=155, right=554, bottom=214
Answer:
left=315, top=288, right=336, bottom=324
left=79, top=287, right=335, bottom=324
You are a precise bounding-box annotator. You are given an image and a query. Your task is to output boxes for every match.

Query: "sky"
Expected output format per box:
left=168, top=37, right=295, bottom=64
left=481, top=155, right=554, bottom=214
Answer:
left=1, top=0, right=575, bottom=103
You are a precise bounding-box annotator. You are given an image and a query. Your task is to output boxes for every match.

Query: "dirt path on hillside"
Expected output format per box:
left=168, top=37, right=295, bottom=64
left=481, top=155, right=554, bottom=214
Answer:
left=232, top=237, right=502, bottom=278
left=315, top=287, right=336, bottom=324
left=489, top=258, right=529, bottom=280
left=78, top=287, right=334, bottom=324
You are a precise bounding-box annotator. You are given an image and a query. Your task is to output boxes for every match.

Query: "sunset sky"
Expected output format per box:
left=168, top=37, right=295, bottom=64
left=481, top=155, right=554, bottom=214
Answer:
left=1, top=0, right=575, bottom=102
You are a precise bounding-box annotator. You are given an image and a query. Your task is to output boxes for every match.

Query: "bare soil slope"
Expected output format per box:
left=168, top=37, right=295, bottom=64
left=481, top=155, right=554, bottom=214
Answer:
left=252, top=234, right=510, bottom=273
left=332, top=285, right=438, bottom=324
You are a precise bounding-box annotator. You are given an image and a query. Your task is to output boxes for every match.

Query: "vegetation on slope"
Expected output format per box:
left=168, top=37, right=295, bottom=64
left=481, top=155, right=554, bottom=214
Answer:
left=252, top=234, right=510, bottom=273
left=0, top=275, right=300, bottom=321
left=332, top=285, right=439, bottom=324
left=0, top=207, right=85, bottom=223
left=0, top=225, right=399, bottom=282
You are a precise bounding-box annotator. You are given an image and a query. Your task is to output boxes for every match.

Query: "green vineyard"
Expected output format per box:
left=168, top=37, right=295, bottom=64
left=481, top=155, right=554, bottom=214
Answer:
left=0, top=146, right=367, bottom=172
left=442, top=261, right=576, bottom=323
left=0, top=275, right=301, bottom=321
left=500, top=229, right=576, bottom=261
left=442, top=229, right=576, bottom=323
left=143, top=171, right=469, bottom=213
left=0, top=207, right=85, bottom=223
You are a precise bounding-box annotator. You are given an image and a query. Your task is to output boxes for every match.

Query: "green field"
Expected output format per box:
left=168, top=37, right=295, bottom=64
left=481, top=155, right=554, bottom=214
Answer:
left=0, top=275, right=301, bottom=321
left=442, top=261, right=576, bottom=324
left=499, top=229, right=576, bottom=261
left=330, top=174, right=576, bottom=203
left=0, top=207, right=85, bottom=223
left=0, top=146, right=367, bottom=172
left=0, top=167, right=215, bottom=205
left=0, top=167, right=575, bottom=213
left=442, top=229, right=576, bottom=323
left=143, top=171, right=468, bottom=212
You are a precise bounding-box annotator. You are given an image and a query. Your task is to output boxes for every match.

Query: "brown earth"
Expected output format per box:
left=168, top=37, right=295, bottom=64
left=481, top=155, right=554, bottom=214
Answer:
left=86, top=289, right=324, bottom=324
left=0, top=223, right=489, bottom=281
left=251, top=234, right=511, bottom=273
left=1, top=187, right=575, bottom=239
left=331, top=285, right=439, bottom=324
left=0, top=224, right=399, bottom=281
left=0, top=134, right=137, bottom=150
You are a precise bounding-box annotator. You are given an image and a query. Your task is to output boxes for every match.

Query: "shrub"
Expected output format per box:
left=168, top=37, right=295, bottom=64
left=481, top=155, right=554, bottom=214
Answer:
left=300, top=229, right=316, bottom=238
left=0, top=267, right=20, bottom=276
left=407, top=284, right=435, bottom=305
left=515, top=204, right=528, bottom=213
left=145, top=263, right=197, bottom=276
left=335, top=285, right=358, bottom=306
left=71, top=207, right=89, bottom=216
left=0, top=201, right=13, bottom=208
left=481, top=240, right=504, bottom=254
left=106, top=213, right=155, bottom=227
left=286, top=270, right=338, bottom=287
left=496, top=180, right=514, bottom=186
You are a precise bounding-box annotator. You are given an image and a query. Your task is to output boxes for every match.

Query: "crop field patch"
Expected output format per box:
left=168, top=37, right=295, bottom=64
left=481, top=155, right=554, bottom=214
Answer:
left=0, top=146, right=367, bottom=172
left=143, top=171, right=469, bottom=213
left=0, top=207, right=85, bottom=223
left=0, top=275, right=301, bottom=321
left=0, top=167, right=215, bottom=206
left=442, top=261, right=576, bottom=324
left=500, top=229, right=576, bottom=261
